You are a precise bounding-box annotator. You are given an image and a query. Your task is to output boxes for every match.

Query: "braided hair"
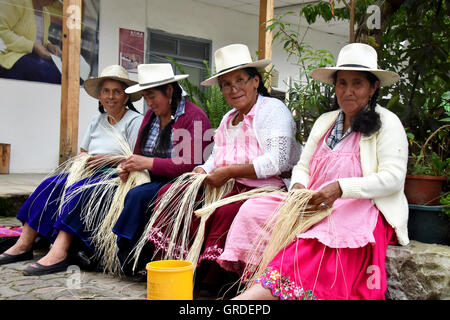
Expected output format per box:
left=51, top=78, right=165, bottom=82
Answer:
left=332, top=71, right=381, bottom=136
left=242, top=67, right=271, bottom=97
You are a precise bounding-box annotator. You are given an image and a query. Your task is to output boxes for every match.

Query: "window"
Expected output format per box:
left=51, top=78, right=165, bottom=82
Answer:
left=146, top=29, right=211, bottom=91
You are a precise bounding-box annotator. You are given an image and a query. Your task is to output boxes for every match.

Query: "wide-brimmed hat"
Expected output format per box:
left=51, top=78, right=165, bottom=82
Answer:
left=311, top=43, right=400, bottom=87
left=83, top=65, right=142, bottom=102
left=201, top=44, right=271, bottom=86
left=125, top=64, right=189, bottom=94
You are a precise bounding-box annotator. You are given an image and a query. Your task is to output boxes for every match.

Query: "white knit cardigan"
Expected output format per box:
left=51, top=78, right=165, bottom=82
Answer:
left=200, top=95, right=301, bottom=187
left=291, top=105, right=410, bottom=245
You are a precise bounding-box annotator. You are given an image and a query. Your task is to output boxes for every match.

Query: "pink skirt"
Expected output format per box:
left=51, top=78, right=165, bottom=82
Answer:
left=256, top=213, right=397, bottom=300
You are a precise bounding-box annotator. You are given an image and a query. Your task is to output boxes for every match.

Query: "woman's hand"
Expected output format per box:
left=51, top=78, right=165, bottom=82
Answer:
left=86, top=154, right=123, bottom=169
left=33, top=43, right=51, bottom=59
left=291, top=183, right=306, bottom=190
left=205, top=167, right=232, bottom=188
left=193, top=167, right=207, bottom=174
left=121, top=155, right=154, bottom=173
left=47, top=43, right=62, bottom=56
left=309, top=181, right=342, bottom=210
left=117, top=163, right=129, bottom=183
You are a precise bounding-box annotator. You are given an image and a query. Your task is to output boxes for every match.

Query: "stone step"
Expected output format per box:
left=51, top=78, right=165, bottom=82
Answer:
left=0, top=173, right=47, bottom=217
left=386, top=240, right=450, bottom=300
left=0, top=195, right=29, bottom=217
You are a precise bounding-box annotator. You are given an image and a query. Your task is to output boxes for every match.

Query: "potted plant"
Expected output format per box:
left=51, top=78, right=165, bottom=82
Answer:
left=404, top=119, right=449, bottom=245
left=404, top=122, right=449, bottom=205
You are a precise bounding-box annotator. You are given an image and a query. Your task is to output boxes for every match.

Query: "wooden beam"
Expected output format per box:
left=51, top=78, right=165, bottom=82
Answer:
left=258, top=0, right=274, bottom=87
left=59, top=0, right=82, bottom=164
left=0, top=143, right=11, bottom=174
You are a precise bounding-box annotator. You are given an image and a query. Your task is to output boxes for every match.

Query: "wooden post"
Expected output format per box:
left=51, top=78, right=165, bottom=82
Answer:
left=59, top=0, right=82, bottom=164
left=258, top=0, right=274, bottom=88
left=342, top=0, right=356, bottom=43
left=0, top=143, right=11, bottom=174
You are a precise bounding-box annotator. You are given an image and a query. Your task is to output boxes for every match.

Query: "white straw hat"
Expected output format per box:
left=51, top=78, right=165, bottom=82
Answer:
left=83, top=65, right=142, bottom=102
left=311, top=43, right=400, bottom=87
left=200, top=44, right=271, bottom=86
left=125, top=63, right=189, bottom=94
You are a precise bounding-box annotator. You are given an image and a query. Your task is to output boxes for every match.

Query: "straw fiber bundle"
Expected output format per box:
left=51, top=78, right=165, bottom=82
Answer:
left=37, top=146, right=128, bottom=229
left=188, top=185, right=283, bottom=268
left=63, top=121, right=151, bottom=274
left=130, top=174, right=286, bottom=271
left=35, top=153, right=92, bottom=221
left=131, top=172, right=233, bottom=271
left=240, top=188, right=333, bottom=291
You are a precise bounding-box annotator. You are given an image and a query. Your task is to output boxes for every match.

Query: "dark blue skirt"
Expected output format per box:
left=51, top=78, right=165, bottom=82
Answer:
left=112, top=179, right=168, bottom=267
left=16, top=172, right=105, bottom=243
left=59, top=176, right=168, bottom=258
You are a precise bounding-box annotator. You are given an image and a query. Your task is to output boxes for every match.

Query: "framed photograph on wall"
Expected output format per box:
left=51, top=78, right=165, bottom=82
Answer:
left=0, top=0, right=100, bottom=85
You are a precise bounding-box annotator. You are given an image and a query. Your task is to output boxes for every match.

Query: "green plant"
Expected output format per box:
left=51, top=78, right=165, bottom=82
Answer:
left=169, top=58, right=232, bottom=128
left=266, top=11, right=336, bottom=144
left=378, top=1, right=450, bottom=176
left=440, top=192, right=450, bottom=218
left=406, top=109, right=450, bottom=176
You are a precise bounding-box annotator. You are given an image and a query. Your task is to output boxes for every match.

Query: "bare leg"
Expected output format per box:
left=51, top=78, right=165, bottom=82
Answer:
left=37, top=230, right=73, bottom=266
left=233, top=283, right=278, bottom=300
left=2, top=223, right=38, bottom=255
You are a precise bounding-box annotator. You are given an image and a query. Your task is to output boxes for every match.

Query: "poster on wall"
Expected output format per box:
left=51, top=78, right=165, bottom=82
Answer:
left=0, top=0, right=100, bottom=85
left=119, top=28, right=144, bottom=73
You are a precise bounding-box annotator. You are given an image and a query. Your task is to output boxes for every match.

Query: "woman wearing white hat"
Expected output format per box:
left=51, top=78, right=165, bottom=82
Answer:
left=102, top=63, right=212, bottom=275
left=146, top=44, right=300, bottom=292
left=0, top=65, right=143, bottom=275
left=233, top=43, right=409, bottom=300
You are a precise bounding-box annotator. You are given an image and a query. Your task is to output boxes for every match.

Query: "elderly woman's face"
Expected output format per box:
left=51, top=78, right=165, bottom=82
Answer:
left=99, top=79, right=129, bottom=115
left=335, top=70, right=379, bottom=119
left=219, top=69, right=259, bottom=112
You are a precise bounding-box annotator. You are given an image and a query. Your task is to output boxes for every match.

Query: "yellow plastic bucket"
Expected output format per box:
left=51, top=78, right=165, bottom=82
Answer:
left=146, top=260, right=194, bottom=300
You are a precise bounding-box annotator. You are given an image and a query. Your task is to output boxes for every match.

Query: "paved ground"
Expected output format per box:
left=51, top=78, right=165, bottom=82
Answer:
left=0, top=216, right=148, bottom=300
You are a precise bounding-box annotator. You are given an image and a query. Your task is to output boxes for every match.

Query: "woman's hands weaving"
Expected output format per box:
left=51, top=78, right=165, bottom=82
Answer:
left=292, top=181, right=342, bottom=211
left=117, top=155, right=154, bottom=182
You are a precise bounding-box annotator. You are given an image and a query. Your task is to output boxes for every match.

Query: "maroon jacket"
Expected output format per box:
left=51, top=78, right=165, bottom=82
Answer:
left=133, top=99, right=212, bottom=178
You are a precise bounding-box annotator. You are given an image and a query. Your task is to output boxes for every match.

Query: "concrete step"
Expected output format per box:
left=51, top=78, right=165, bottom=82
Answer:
left=0, top=173, right=47, bottom=217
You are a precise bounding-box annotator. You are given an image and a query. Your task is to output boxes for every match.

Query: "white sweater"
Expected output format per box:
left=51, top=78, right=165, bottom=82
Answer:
left=200, top=95, right=301, bottom=187
left=291, top=105, right=410, bottom=245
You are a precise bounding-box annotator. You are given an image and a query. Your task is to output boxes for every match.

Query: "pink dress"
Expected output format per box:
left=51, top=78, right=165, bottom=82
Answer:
left=213, top=107, right=284, bottom=188
left=220, top=128, right=396, bottom=299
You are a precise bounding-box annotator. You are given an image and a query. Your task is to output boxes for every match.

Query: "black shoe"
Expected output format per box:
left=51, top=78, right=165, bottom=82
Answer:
left=0, top=250, right=34, bottom=265
left=22, top=256, right=72, bottom=276
left=75, top=250, right=102, bottom=272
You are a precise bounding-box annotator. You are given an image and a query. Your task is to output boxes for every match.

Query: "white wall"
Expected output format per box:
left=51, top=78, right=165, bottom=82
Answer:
left=0, top=79, right=97, bottom=173
left=98, top=0, right=147, bottom=79
left=0, top=0, right=344, bottom=173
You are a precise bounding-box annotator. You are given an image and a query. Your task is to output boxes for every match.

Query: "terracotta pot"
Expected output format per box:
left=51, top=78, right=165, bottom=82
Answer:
left=404, top=174, right=447, bottom=205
